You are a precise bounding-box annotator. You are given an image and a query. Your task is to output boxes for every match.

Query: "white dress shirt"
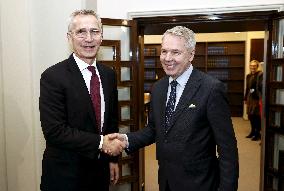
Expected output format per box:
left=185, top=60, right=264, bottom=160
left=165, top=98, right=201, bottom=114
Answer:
left=73, top=53, right=105, bottom=149
left=166, top=64, right=193, bottom=110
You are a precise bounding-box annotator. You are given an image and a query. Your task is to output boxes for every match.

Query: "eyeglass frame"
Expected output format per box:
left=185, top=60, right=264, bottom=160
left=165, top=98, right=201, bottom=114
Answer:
left=68, top=28, right=102, bottom=39
left=160, top=48, right=195, bottom=58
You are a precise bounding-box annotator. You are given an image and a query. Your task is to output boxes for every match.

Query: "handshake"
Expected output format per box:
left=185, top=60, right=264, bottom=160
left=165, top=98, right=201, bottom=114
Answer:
left=101, top=133, right=128, bottom=156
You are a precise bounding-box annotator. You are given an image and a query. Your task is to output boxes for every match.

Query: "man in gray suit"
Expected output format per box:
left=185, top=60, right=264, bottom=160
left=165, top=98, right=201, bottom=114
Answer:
left=110, top=26, right=239, bottom=191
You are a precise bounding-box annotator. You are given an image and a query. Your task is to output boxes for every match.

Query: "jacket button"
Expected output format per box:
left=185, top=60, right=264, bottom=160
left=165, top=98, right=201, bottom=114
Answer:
left=164, top=139, right=168, bottom=143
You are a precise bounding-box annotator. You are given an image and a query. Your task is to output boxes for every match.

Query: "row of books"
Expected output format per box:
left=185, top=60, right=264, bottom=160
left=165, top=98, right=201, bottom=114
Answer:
left=144, top=71, right=158, bottom=80
left=207, top=58, right=230, bottom=67
left=144, top=59, right=156, bottom=67
left=207, top=70, right=229, bottom=80
left=207, top=46, right=228, bottom=55
left=144, top=48, right=157, bottom=56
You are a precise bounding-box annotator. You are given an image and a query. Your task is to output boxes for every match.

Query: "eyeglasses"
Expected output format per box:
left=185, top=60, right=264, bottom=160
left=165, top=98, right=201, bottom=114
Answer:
left=160, top=49, right=183, bottom=57
left=70, top=28, right=102, bottom=38
left=160, top=49, right=194, bottom=58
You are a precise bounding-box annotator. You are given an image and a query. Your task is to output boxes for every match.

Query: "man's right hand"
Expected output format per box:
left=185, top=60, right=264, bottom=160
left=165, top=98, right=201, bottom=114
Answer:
left=102, top=134, right=126, bottom=156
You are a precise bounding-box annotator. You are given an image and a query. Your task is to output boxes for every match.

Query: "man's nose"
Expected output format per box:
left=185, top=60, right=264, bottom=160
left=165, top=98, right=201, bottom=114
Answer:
left=85, top=32, right=94, bottom=41
left=164, top=52, right=173, bottom=61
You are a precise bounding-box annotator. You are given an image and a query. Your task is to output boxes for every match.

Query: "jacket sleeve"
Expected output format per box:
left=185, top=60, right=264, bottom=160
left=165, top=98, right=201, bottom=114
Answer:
left=126, top=99, right=156, bottom=153
left=104, top=69, right=119, bottom=163
left=207, top=81, right=239, bottom=191
left=244, top=74, right=249, bottom=101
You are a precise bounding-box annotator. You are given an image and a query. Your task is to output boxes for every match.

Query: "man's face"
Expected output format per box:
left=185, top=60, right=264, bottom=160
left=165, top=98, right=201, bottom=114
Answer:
left=160, top=34, right=195, bottom=79
left=249, top=62, right=258, bottom=74
left=67, top=15, right=102, bottom=64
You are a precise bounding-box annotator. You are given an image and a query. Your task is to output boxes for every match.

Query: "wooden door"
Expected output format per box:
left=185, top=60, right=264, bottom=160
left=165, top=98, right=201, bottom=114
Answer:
left=97, top=18, right=143, bottom=191
left=251, top=39, right=264, bottom=62
left=261, top=12, right=284, bottom=191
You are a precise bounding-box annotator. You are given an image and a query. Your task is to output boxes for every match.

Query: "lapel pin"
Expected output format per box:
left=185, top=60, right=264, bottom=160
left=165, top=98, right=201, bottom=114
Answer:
left=188, top=104, right=196, bottom=108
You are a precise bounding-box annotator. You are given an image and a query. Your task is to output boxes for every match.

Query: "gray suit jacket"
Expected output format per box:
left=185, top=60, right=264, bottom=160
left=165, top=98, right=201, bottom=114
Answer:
left=127, top=68, right=239, bottom=191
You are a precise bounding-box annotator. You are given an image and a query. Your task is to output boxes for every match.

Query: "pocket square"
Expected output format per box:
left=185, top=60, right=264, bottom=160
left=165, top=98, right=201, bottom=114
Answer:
left=188, top=104, right=196, bottom=108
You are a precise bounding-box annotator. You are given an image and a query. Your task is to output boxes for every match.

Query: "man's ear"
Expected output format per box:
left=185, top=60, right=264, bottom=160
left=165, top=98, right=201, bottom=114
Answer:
left=67, top=32, right=71, bottom=41
left=189, top=49, right=195, bottom=62
left=66, top=33, right=73, bottom=51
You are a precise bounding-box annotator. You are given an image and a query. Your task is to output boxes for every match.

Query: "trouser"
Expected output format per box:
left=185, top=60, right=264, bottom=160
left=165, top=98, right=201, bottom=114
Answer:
left=165, top=181, right=171, bottom=191
left=248, top=114, right=261, bottom=137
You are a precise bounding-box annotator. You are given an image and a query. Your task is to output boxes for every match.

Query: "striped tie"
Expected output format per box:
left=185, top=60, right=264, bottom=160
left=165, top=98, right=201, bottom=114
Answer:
left=165, top=80, right=177, bottom=130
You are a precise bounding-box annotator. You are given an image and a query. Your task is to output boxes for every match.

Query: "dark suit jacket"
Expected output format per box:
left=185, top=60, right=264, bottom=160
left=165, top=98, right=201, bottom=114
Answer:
left=127, top=68, right=239, bottom=191
left=39, top=55, right=118, bottom=191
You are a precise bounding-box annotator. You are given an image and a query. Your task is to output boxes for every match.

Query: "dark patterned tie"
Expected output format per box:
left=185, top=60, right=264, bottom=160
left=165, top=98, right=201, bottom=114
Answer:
left=165, top=80, right=178, bottom=130
left=87, top=66, right=101, bottom=132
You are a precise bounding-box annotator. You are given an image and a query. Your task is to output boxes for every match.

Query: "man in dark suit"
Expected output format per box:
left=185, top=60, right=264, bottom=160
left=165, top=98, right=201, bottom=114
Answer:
left=111, top=26, right=239, bottom=191
left=39, top=10, right=125, bottom=191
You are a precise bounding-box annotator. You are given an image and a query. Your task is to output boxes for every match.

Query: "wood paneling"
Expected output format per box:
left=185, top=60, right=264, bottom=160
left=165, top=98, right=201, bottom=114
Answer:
left=135, top=11, right=276, bottom=35
left=251, top=39, right=264, bottom=62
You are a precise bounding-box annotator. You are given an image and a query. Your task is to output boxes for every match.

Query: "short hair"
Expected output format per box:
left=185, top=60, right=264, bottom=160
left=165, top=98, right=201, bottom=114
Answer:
left=68, top=10, right=102, bottom=32
left=162, top=26, right=196, bottom=50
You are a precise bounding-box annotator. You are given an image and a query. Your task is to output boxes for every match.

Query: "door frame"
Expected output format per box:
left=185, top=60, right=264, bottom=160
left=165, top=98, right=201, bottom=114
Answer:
left=262, top=12, right=284, bottom=191
left=128, top=4, right=284, bottom=19
left=100, top=18, right=142, bottom=191
left=133, top=8, right=284, bottom=191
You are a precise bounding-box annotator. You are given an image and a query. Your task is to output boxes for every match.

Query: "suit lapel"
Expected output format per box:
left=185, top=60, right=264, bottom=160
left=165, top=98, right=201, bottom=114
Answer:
left=166, top=69, right=202, bottom=132
left=97, top=63, right=109, bottom=133
left=157, top=77, right=169, bottom=129
left=67, top=55, right=96, bottom=124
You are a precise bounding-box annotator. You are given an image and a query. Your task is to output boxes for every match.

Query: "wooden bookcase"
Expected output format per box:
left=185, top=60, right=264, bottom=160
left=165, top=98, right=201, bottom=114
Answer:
left=144, top=41, right=245, bottom=117
left=143, top=44, right=164, bottom=92
left=264, top=56, right=284, bottom=190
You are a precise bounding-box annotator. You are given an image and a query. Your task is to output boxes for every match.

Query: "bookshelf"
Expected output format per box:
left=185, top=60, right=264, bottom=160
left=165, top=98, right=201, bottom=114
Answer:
left=144, top=41, right=245, bottom=116
left=265, top=57, right=284, bottom=191
left=144, top=44, right=165, bottom=92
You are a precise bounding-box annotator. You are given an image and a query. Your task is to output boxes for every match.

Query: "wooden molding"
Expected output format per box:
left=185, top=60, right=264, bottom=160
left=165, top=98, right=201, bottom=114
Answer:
left=128, top=4, right=284, bottom=19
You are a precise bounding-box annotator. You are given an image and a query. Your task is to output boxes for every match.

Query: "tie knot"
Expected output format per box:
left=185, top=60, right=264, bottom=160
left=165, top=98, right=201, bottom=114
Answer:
left=170, top=80, right=178, bottom=88
left=87, top=66, right=96, bottom=74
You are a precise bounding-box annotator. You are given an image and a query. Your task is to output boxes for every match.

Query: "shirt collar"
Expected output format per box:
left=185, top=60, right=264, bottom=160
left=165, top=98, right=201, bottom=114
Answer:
left=73, top=53, right=97, bottom=71
left=169, top=64, right=193, bottom=87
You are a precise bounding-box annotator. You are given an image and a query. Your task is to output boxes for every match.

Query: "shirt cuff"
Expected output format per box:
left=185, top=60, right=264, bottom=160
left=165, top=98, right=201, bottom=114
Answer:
left=124, top=134, right=129, bottom=148
left=98, top=135, right=104, bottom=150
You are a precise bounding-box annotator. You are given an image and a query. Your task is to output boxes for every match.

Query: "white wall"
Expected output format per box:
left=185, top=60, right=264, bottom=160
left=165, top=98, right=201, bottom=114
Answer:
left=1, top=1, right=37, bottom=191
left=0, top=1, right=280, bottom=191
left=0, top=0, right=95, bottom=190
left=0, top=1, right=8, bottom=190
left=30, top=1, right=86, bottom=190
left=97, top=0, right=284, bottom=19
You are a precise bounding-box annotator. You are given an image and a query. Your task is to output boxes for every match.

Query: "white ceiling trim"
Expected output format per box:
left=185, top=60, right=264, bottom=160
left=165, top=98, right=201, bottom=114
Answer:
left=128, top=4, right=284, bottom=19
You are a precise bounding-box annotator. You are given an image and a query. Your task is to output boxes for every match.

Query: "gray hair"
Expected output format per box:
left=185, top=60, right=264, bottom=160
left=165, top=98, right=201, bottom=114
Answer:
left=162, top=26, right=196, bottom=50
left=67, top=10, right=102, bottom=32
